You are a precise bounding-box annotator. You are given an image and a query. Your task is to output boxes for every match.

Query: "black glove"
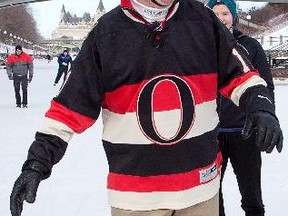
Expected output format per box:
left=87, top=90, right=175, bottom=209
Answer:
left=8, top=75, right=13, bottom=80
left=28, top=76, right=33, bottom=83
left=10, top=160, right=47, bottom=216
left=242, top=111, right=283, bottom=153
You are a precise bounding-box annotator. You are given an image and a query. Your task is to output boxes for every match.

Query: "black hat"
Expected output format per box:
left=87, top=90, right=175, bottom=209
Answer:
left=15, top=45, right=22, bottom=51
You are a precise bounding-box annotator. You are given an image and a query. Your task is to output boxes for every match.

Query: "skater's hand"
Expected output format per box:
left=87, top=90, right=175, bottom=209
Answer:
left=62, top=62, right=68, bottom=66
left=8, top=75, right=13, bottom=80
left=242, top=111, right=283, bottom=153
left=10, top=170, right=42, bottom=216
left=10, top=160, right=48, bottom=216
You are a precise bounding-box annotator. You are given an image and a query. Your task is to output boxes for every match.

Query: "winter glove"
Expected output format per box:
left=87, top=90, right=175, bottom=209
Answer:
left=28, top=77, right=32, bottom=83
left=8, top=75, right=13, bottom=80
left=10, top=160, right=47, bottom=216
left=242, top=111, right=283, bottom=153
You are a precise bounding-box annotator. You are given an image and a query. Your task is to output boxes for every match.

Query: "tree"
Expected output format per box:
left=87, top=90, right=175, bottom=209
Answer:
left=0, top=5, right=42, bottom=47
left=249, top=3, right=288, bottom=25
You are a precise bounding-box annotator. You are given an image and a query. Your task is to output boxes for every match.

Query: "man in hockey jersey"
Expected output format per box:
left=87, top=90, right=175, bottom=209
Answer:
left=207, top=0, right=275, bottom=215
left=10, top=0, right=283, bottom=216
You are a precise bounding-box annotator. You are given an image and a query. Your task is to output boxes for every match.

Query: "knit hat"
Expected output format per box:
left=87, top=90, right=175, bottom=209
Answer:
left=206, top=0, right=237, bottom=22
left=15, top=45, right=22, bottom=51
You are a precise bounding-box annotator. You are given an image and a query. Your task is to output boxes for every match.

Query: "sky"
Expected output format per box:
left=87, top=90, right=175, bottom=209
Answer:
left=29, top=0, right=268, bottom=38
left=0, top=59, right=287, bottom=215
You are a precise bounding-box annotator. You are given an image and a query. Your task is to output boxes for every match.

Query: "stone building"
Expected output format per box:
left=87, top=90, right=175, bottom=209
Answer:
left=51, top=0, right=105, bottom=40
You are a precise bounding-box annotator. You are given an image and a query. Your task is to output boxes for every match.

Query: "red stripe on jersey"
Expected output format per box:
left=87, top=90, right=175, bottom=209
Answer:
left=102, top=74, right=217, bottom=114
left=121, top=0, right=133, bottom=8
left=220, top=71, right=259, bottom=99
left=45, top=100, right=95, bottom=133
left=153, top=80, right=181, bottom=111
left=107, top=152, right=222, bottom=192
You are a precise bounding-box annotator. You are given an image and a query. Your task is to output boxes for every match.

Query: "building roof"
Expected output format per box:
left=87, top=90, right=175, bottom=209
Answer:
left=97, top=0, right=105, bottom=12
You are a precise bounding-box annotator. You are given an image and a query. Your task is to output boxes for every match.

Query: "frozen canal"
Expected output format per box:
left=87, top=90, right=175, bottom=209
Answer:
left=0, top=59, right=287, bottom=216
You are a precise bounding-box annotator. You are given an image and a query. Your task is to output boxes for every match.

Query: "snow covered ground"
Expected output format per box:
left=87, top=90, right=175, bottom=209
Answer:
left=0, top=59, right=287, bottom=216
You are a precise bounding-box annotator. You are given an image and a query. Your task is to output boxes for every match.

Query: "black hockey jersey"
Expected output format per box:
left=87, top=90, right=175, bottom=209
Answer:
left=27, top=0, right=275, bottom=211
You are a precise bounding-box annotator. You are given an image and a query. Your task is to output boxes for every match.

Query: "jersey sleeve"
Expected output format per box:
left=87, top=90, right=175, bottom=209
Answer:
left=207, top=8, right=275, bottom=115
left=24, top=29, right=104, bottom=174
left=41, top=28, right=104, bottom=140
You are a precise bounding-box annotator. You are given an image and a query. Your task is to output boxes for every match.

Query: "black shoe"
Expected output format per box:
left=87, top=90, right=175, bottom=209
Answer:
left=22, top=104, right=28, bottom=108
left=16, top=104, right=21, bottom=108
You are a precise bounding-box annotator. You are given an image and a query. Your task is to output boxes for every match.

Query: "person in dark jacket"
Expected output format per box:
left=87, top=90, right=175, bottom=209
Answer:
left=53, top=49, right=72, bottom=86
left=10, top=1, right=282, bottom=216
left=207, top=0, right=275, bottom=215
left=46, top=54, right=52, bottom=63
left=6, top=45, right=33, bottom=108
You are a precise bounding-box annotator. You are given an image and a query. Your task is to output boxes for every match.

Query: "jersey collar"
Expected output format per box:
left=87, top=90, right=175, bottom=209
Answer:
left=121, top=0, right=179, bottom=28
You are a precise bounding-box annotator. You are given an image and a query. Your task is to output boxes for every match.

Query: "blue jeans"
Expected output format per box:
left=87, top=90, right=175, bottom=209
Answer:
left=54, top=69, right=68, bottom=84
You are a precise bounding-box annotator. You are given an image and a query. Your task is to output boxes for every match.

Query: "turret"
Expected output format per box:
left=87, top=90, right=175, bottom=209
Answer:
left=59, top=5, right=67, bottom=24
left=93, top=0, right=106, bottom=23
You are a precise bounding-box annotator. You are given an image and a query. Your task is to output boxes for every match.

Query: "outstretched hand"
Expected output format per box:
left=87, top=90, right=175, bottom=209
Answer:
left=242, top=111, right=283, bottom=153
left=10, top=170, right=42, bottom=216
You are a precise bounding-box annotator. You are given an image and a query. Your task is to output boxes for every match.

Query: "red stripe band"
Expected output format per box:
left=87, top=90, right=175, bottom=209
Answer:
left=45, top=100, right=95, bottom=133
left=220, top=71, right=259, bottom=99
left=103, top=73, right=217, bottom=114
left=107, top=152, right=222, bottom=192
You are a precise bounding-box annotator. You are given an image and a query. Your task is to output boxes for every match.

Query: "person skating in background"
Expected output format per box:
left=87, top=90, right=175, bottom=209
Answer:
left=53, top=49, right=72, bottom=86
left=6, top=45, right=33, bottom=108
left=206, top=0, right=276, bottom=215
left=10, top=0, right=283, bottom=216
left=46, top=54, right=52, bottom=63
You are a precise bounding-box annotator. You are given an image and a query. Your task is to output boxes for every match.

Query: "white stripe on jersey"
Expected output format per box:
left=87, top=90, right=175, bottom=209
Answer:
left=102, top=100, right=219, bottom=144
left=231, top=75, right=267, bottom=106
left=39, top=117, right=74, bottom=143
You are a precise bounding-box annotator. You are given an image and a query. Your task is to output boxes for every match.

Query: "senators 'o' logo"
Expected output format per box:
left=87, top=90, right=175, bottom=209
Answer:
left=137, top=75, right=195, bottom=145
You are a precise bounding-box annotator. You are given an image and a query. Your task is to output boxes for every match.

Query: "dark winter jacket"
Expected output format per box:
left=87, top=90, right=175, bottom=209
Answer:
left=218, top=29, right=274, bottom=130
left=25, top=0, right=275, bottom=211
left=6, top=52, right=33, bottom=79
left=57, top=53, right=72, bottom=72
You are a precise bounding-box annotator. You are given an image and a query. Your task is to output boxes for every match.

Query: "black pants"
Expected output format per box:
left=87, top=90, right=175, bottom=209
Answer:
left=54, top=69, right=68, bottom=84
left=218, top=132, right=264, bottom=216
left=13, top=75, right=28, bottom=105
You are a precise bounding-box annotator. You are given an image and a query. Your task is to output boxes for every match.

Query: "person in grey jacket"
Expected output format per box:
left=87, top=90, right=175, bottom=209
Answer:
left=6, top=45, right=33, bottom=108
